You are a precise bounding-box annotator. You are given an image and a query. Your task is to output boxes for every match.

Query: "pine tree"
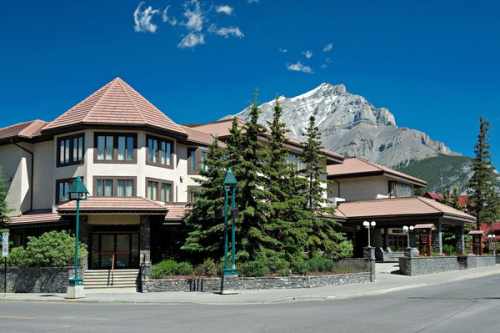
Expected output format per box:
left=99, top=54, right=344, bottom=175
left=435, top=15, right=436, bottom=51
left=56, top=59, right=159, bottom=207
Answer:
left=301, top=116, right=346, bottom=257
left=468, top=117, right=498, bottom=229
left=181, top=138, right=226, bottom=261
left=0, top=167, right=10, bottom=221
left=302, top=116, right=327, bottom=209
left=263, top=100, right=309, bottom=257
left=232, top=102, right=277, bottom=261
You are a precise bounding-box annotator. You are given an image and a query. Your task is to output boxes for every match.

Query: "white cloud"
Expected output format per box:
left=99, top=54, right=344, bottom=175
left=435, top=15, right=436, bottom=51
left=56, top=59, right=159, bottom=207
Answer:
left=302, top=50, right=313, bottom=59
left=287, top=62, right=313, bottom=74
left=278, top=48, right=288, bottom=53
left=209, top=24, right=244, bottom=38
left=323, top=43, right=333, bottom=52
left=133, top=2, right=160, bottom=33
left=162, top=6, right=177, bottom=26
left=178, top=32, right=205, bottom=48
left=216, top=5, right=234, bottom=15
left=183, top=0, right=204, bottom=32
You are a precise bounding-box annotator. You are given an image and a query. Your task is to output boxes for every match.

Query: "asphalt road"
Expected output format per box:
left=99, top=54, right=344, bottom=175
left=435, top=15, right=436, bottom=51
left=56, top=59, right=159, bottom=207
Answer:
left=1, top=274, right=500, bottom=333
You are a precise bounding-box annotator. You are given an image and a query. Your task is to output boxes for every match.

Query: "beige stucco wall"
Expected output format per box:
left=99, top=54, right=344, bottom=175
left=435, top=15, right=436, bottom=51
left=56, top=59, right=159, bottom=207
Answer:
left=33, top=140, right=54, bottom=210
left=328, top=175, right=389, bottom=202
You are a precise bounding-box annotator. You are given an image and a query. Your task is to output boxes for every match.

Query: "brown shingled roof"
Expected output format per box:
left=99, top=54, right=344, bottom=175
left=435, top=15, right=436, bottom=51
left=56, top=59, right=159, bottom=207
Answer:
left=42, top=77, right=187, bottom=136
left=181, top=125, right=225, bottom=147
left=327, top=158, right=427, bottom=187
left=6, top=210, right=61, bottom=225
left=336, top=196, right=475, bottom=223
left=58, top=197, right=167, bottom=214
left=0, top=119, right=47, bottom=141
left=165, top=203, right=190, bottom=221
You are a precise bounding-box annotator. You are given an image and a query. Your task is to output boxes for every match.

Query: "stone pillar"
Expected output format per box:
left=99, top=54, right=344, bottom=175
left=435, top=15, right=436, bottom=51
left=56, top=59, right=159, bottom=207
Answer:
left=431, top=223, right=443, bottom=255
left=363, top=247, right=376, bottom=282
left=140, top=216, right=152, bottom=279
left=456, top=225, right=465, bottom=255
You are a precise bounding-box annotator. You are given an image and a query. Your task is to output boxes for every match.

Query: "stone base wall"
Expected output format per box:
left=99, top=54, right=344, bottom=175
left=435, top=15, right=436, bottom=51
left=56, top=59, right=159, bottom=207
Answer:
left=144, top=272, right=371, bottom=293
left=0, top=267, right=70, bottom=293
left=399, top=255, right=496, bottom=276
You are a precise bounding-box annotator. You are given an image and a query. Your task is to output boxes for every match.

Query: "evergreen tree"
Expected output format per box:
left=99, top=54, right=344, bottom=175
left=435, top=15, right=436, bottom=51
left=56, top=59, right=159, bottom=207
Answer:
left=301, top=116, right=327, bottom=209
left=468, top=117, right=498, bottom=229
left=181, top=138, right=226, bottom=260
left=301, top=116, right=346, bottom=257
left=233, top=102, right=277, bottom=260
left=263, top=100, right=309, bottom=257
left=0, top=168, right=10, bottom=222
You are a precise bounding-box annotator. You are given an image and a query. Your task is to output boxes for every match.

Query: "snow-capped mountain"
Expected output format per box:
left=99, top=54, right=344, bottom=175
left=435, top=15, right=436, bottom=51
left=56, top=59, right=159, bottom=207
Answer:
left=235, top=82, right=458, bottom=168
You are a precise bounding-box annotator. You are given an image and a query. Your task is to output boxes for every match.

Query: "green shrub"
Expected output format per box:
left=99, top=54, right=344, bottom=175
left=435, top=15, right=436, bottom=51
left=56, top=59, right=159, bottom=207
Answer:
left=7, top=231, right=87, bottom=267
left=194, top=258, right=218, bottom=277
left=306, top=255, right=335, bottom=273
left=151, top=259, right=193, bottom=279
left=338, top=240, right=354, bottom=258
left=290, top=255, right=308, bottom=275
left=442, top=244, right=456, bottom=256
left=238, top=259, right=270, bottom=277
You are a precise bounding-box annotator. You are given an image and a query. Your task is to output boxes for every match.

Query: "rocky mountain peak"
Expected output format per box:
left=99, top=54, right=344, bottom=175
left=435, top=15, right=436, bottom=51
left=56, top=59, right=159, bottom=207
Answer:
left=235, top=82, right=458, bottom=167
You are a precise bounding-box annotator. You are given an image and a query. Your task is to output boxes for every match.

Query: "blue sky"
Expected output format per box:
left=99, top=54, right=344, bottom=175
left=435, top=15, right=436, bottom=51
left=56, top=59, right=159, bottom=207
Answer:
left=1, top=0, right=499, bottom=165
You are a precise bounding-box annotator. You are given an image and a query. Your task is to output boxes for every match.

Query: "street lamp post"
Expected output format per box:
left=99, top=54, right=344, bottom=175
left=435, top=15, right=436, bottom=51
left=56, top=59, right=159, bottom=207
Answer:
left=66, top=177, right=88, bottom=299
left=223, top=168, right=238, bottom=277
left=403, top=225, right=415, bottom=248
left=363, top=220, right=376, bottom=247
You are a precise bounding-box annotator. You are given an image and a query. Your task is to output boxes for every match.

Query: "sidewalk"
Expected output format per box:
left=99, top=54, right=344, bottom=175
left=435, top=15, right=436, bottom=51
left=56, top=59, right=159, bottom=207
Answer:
left=1, top=264, right=499, bottom=305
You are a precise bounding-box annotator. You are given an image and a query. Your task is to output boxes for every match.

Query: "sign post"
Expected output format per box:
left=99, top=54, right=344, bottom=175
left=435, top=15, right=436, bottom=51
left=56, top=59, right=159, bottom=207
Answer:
left=1, top=229, right=9, bottom=295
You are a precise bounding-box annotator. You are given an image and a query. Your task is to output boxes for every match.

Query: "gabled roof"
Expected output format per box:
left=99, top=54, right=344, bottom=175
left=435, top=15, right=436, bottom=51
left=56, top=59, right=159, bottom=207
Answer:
left=181, top=125, right=225, bottom=147
left=42, top=77, right=186, bottom=137
left=6, top=210, right=61, bottom=226
left=0, top=120, right=47, bottom=142
left=191, top=117, right=344, bottom=163
left=336, top=196, right=475, bottom=223
left=327, top=157, right=427, bottom=187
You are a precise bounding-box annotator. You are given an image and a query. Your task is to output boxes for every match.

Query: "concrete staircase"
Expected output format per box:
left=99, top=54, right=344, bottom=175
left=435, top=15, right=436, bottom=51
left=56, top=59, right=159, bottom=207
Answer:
left=84, top=269, right=139, bottom=289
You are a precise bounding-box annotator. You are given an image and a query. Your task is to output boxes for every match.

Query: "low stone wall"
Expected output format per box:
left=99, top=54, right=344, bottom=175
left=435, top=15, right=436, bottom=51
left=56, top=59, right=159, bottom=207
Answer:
left=466, top=255, right=496, bottom=268
left=144, top=272, right=371, bottom=293
left=0, top=267, right=70, bottom=293
left=399, top=255, right=496, bottom=276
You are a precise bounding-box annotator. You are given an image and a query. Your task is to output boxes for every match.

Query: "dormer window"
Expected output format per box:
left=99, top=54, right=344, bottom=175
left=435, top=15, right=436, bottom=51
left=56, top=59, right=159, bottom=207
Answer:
left=94, top=133, right=137, bottom=163
left=57, top=134, right=84, bottom=167
left=146, top=135, right=173, bottom=168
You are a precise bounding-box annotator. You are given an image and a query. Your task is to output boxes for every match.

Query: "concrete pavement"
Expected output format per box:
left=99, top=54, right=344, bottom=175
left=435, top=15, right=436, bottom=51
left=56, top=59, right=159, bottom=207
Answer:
left=1, top=264, right=500, bottom=305
left=1, top=273, right=500, bottom=332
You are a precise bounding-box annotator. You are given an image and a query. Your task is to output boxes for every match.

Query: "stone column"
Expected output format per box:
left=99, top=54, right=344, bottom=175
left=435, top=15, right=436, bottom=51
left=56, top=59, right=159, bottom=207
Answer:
left=363, top=247, right=376, bottom=282
left=431, top=222, right=443, bottom=255
left=455, top=225, right=465, bottom=255
left=140, top=216, right=152, bottom=279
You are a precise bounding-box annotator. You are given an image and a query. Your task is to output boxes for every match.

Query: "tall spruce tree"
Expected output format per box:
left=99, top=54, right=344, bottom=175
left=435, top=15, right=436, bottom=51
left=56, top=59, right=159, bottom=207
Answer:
left=263, top=100, right=309, bottom=257
left=301, top=116, right=346, bottom=257
left=468, top=117, right=498, bottom=229
left=232, top=102, right=277, bottom=260
left=181, top=138, right=226, bottom=260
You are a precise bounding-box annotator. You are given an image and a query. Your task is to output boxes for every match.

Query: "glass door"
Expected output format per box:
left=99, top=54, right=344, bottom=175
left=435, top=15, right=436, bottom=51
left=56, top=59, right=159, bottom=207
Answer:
left=89, top=233, right=139, bottom=269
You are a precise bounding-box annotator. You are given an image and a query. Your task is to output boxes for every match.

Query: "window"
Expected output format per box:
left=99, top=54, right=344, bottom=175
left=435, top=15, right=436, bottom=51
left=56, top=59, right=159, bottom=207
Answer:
left=187, top=186, right=201, bottom=203
left=147, top=135, right=173, bottom=168
left=57, top=134, right=84, bottom=167
left=56, top=177, right=83, bottom=203
left=95, top=133, right=136, bottom=163
left=117, top=179, right=134, bottom=197
left=146, top=178, right=173, bottom=203
left=187, top=147, right=207, bottom=174
left=389, top=181, right=413, bottom=198
left=286, top=153, right=305, bottom=171
left=94, top=177, right=136, bottom=197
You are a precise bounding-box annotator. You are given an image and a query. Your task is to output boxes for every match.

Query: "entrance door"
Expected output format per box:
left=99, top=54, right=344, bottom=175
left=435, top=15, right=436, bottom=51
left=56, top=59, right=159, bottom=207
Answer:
left=90, top=233, right=139, bottom=269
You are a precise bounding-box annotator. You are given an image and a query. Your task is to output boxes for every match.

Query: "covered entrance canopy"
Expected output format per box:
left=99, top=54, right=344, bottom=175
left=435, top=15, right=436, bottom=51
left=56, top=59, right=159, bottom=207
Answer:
left=336, top=196, right=476, bottom=258
left=58, top=197, right=168, bottom=270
